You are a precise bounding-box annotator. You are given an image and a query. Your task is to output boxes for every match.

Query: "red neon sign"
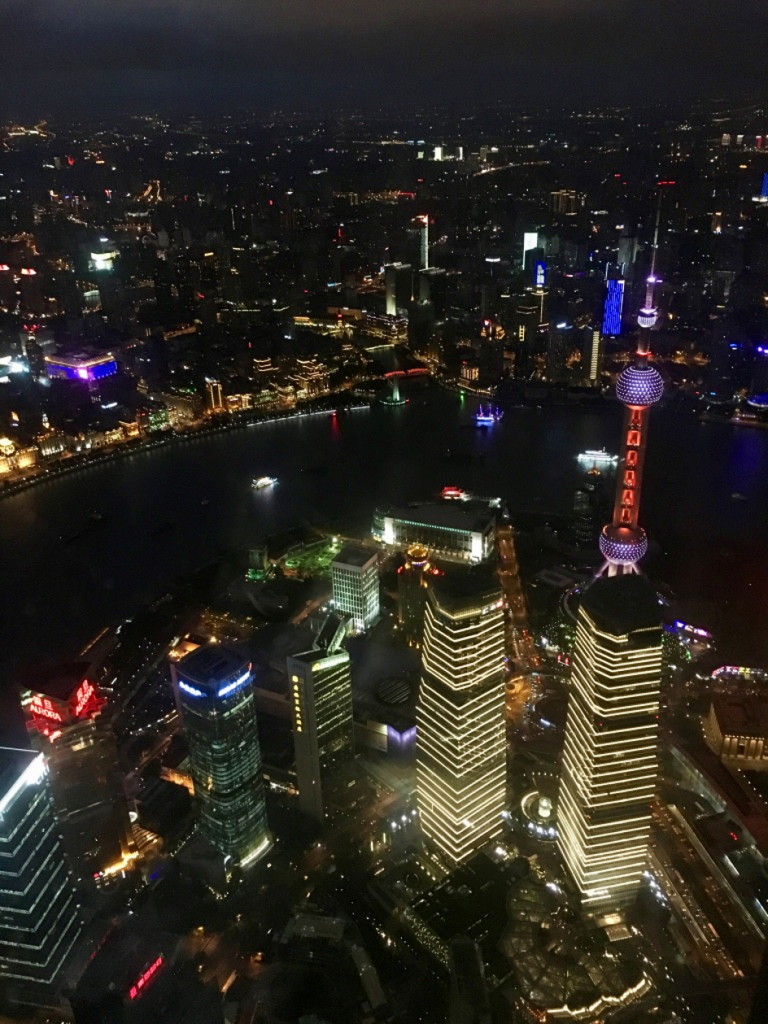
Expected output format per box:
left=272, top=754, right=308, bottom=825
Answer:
left=29, top=697, right=62, bottom=722
left=128, top=955, right=163, bottom=1000
left=73, top=680, right=96, bottom=717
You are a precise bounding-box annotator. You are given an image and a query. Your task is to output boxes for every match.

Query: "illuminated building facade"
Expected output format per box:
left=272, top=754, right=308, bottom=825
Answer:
left=375, top=503, right=495, bottom=564
left=416, top=573, right=506, bottom=864
left=602, top=278, right=625, bottom=336
left=287, top=613, right=355, bottom=822
left=205, top=379, right=224, bottom=413
left=331, top=545, right=379, bottom=632
left=419, top=215, right=430, bottom=269
left=384, top=262, right=413, bottom=316
left=397, top=544, right=434, bottom=646
left=175, top=645, right=271, bottom=869
left=599, top=273, right=664, bottom=575
left=20, top=664, right=134, bottom=886
left=44, top=352, right=117, bottom=382
left=557, top=576, right=662, bottom=913
left=0, top=748, right=83, bottom=991
left=585, top=326, right=602, bottom=384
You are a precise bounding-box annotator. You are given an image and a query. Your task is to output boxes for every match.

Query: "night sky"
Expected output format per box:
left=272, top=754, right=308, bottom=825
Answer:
left=1, top=0, right=767, bottom=115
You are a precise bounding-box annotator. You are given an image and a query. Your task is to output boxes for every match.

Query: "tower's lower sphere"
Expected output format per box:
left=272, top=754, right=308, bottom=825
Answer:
left=600, top=525, right=649, bottom=565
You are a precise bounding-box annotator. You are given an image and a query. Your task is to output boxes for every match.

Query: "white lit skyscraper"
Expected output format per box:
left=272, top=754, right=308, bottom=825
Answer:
left=175, top=645, right=271, bottom=870
left=288, top=613, right=355, bottom=823
left=416, top=572, right=506, bottom=865
left=558, top=576, right=662, bottom=914
left=0, top=747, right=83, bottom=995
left=331, top=545, right=379, bottom=632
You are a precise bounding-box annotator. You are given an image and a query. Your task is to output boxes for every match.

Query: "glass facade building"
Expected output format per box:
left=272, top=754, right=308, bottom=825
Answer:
left=175, top=645, right=271, bottom=869
left=416, top=573, right=506, bottom=864
left=331, top=545, right=380, bottom=632
left=0, top=748, right=83, bottom=991
left=558, top=576, right=662, bottom=913
left=288, top=613, right=356, bottom=822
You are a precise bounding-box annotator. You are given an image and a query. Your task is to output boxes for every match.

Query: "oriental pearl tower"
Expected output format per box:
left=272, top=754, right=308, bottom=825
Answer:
left=599, top=230, right=665, bottom=575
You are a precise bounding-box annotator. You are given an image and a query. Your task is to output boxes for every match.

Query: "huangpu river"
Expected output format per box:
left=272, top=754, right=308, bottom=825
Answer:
left=1, top=382, right=767, bottom=684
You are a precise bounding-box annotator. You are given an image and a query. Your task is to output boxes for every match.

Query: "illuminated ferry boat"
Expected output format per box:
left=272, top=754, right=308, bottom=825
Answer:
left=251, top=476, right=278, bottom=490
left=474, top=405, right=503, bottom=426
left=576, top=448, right=618, bottom=467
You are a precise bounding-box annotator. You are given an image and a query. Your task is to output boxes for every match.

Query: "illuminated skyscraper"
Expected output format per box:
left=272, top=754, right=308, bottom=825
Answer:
left=331, top=545, right=379, bottom=632
left=416, top=572, right=506, bottom=865
left=557, top=576, right=661, bottom=913
left=0, top=747, right=83, bottom=993
left=418, top=215, right=430, bottom=270
left=20, top=664, right=134, bottom=887
left=584, top=326, right=602, bottom=385
left=384, top=262, right=413, bottom=316
left=397, top=544, right=434, bottom=647
left=602, top=278, right=624, bottom=336
left=288, top=613, right=355, bottom=823
left=175, top=645, right=270, bottom=869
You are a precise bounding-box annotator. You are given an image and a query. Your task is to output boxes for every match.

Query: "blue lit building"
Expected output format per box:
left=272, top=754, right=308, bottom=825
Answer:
left=602, top=279, right=625, bottom=336
left=44, top=352, right=118, bottom=382
left=174, top=646, right=271, bottom=870
left=0, top=747, right=83, bottom=995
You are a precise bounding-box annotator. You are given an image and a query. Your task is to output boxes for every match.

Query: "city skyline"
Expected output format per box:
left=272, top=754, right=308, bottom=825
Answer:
left=0, top=83, right=767, bottom=1022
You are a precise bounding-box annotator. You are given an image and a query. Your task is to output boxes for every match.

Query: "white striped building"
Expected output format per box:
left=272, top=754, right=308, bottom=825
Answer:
left=558, top=575, right=662, bottom=913
left=416, top=574, right=506, bottom=864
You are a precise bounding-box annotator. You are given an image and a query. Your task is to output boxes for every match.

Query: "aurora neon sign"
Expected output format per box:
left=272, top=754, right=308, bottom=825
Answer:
left=128, top=955, right=163, bottom=1000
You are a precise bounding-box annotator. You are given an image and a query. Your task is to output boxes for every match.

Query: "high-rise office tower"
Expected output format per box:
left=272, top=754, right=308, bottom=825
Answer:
left=0, top=747, right=83, bottom=994
left=557, top=576, right=662, bottom=914
left=584, top=326, right=602, bottom=385
left=398, top=544, right=433, bottom=647
left=175, top=645, right=270, bottom=869
left=416, top=572, right=506, bottom=865
left=418, top=267, right=448, bottom=319
left=573, top=469, right=610, bottom=550
left=331, top=545, right=379, bottom=632
left=20, top=664, right=135, bottom=887
left=384, top=262, right=413, bottom=316
left=602, top=278, right=624, bottom=336
left=599, top=259, right=664, bottom=575
left=288, top=613, right=355, bottom=823
left=617, top=233, right=638, bottom=277
left=546, top=322, right=573, bottom=382
left=418, top=215, right=430, bottom=269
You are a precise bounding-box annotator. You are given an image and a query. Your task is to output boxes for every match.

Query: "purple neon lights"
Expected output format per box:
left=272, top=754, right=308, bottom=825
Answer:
left=637, top=306, right=658, bottom=329
left=599, top=527, right=648, bottom=565
left=616, top=365, right=664, bottom=407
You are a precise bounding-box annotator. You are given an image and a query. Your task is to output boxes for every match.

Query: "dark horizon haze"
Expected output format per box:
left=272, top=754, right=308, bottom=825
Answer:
left=0, top=0, right=767, bottom=117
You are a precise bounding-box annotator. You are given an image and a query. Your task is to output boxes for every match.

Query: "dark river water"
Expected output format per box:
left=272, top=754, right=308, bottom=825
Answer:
left=1, top=383, right=767, bottom=684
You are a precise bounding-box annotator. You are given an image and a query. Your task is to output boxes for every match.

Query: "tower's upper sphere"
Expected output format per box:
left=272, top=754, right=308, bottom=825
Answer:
left=637, top=306, right=658, bottom=329
left=616, top=364, right=664, bottom=407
